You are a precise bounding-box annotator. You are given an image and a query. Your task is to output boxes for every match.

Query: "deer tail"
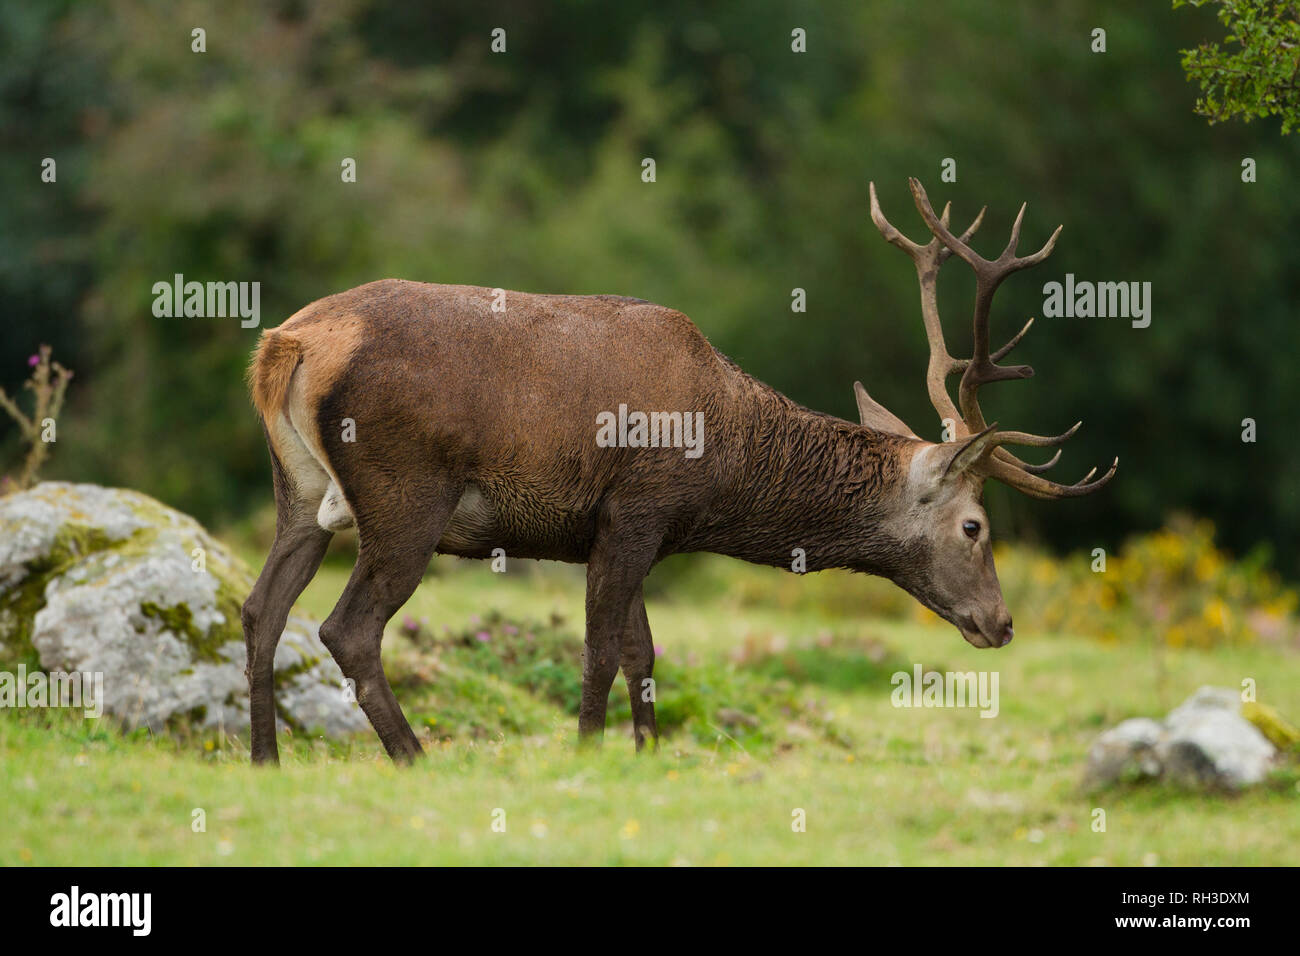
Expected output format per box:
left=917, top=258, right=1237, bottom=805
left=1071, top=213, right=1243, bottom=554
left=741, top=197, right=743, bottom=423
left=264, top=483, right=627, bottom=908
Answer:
left=247, top=330, right=304, bottom=425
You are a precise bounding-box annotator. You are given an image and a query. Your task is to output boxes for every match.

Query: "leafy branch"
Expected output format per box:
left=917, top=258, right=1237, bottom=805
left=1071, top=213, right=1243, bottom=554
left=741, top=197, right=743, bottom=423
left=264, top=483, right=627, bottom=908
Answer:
left=1174, top=0, right=1300, bottom=133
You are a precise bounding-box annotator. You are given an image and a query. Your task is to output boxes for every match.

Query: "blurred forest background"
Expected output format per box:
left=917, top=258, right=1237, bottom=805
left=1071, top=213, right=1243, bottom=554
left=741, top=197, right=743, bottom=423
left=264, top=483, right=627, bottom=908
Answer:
left=2, top=0, right=1298, bottom=572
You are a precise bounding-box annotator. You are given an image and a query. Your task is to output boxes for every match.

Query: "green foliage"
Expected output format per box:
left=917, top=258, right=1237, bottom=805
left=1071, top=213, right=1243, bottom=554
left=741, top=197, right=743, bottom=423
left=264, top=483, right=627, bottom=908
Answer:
left=386, top=608, right=853, bottom=750
left=1174, top=0, right=1300, bottom=132
left=728, top=630, right=914, bottom=694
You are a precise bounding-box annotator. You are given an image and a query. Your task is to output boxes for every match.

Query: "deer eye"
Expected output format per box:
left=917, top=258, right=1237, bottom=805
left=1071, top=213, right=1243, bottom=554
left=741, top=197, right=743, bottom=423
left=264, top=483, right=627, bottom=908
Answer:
left=962, top=520, right=981, bottom=539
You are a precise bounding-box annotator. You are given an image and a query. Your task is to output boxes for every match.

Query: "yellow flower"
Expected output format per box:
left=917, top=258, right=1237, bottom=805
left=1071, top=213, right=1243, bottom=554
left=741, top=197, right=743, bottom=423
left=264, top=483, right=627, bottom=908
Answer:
left=1194, top=552, right=1221, bottom=582
left=1202, top=598, right=1229, bottom=631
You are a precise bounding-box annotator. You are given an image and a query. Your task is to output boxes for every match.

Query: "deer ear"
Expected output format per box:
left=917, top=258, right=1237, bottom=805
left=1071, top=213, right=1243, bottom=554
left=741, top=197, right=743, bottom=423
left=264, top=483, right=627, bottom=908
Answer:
left=853, top=381, right=919, bottom=439
left=936, top=424, right=1000, bottom=483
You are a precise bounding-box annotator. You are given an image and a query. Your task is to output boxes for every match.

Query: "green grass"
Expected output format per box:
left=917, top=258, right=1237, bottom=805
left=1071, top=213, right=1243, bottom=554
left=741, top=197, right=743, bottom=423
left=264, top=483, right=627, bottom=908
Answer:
left=2, top=552, right=1297, bottom=865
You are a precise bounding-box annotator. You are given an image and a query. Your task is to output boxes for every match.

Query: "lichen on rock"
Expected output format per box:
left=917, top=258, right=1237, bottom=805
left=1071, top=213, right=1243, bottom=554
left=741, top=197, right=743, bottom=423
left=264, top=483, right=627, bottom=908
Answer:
left=0, top=482, right=367, bottom=739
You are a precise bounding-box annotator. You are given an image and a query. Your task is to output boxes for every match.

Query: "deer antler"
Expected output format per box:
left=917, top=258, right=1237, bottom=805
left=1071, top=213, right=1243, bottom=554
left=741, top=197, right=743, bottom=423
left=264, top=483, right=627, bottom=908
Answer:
left=867, top=181, right=1058, bottom=476
left=868, top=178, right=1117, bottom=499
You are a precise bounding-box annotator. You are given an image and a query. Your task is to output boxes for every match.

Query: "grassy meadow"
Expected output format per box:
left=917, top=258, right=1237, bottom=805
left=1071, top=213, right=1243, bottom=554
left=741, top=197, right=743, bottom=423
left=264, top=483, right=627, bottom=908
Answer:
left=2, top=540, right=1298, bottom=866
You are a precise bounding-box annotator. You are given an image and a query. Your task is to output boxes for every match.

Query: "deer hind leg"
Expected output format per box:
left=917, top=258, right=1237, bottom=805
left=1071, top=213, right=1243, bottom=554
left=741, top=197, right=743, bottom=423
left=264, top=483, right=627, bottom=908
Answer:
left=243, top=422, right=334, bottom=765
left=317, top=477, right=464, bottom=763
left=620, top=591, right=658, bottom=750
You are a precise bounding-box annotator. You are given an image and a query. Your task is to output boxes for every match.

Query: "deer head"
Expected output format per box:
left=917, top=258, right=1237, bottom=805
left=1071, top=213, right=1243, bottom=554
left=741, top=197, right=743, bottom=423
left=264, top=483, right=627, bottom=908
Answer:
left=859, top=179, right=1117, bottom=648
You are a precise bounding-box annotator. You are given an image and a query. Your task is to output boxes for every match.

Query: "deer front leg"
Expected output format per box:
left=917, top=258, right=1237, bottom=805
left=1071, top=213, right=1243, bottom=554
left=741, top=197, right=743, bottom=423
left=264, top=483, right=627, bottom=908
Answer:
left=621, top=592, right=658, bottom=750
left=579, top=520, right=660, bottom=744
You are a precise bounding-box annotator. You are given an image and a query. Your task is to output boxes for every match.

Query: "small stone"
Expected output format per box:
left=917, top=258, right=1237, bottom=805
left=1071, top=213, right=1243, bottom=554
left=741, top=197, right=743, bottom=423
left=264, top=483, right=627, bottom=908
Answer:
left=1083, top=687, right=1280, bottom=791
left=1084, top=717, right=1164, bottom=788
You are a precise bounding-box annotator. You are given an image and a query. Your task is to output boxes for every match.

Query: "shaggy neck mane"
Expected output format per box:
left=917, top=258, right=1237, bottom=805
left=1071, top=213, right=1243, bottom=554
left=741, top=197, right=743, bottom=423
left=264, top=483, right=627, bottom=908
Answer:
left=684, top=356, right=919, bottom=575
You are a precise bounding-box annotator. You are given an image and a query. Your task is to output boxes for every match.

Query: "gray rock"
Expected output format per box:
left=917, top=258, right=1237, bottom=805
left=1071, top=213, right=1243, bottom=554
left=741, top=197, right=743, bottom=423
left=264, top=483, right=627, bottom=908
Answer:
left=0, top=482, right=367, bottom=739
left=1084, top=686, right=1278, bottom=790
left=1165, top=685, right=1241, bottom=727
left=1159, top=698, right=1276, bottom=787
left=1085, top=717, right=1165, bottom=786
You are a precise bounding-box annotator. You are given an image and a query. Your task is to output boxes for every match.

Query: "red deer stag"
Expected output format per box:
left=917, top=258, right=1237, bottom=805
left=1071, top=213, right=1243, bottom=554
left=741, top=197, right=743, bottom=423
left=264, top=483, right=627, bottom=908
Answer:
left=242, top=178, right=1115, bottom=764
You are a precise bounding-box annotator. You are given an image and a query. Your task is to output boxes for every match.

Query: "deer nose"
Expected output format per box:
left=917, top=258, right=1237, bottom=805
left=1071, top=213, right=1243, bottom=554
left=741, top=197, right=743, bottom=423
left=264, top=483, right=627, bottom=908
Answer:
left=999, top=620, right=1014, bottom=647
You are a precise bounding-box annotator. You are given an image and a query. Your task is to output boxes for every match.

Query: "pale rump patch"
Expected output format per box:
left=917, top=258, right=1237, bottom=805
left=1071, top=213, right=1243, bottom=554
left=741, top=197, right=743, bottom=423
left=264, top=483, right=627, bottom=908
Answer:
left=268, top=415, right=330, bottom=503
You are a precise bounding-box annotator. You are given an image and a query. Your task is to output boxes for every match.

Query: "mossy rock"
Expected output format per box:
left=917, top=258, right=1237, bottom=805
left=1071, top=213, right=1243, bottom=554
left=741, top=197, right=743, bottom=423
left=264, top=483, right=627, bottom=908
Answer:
left=0, top=482, right=367, bottom=739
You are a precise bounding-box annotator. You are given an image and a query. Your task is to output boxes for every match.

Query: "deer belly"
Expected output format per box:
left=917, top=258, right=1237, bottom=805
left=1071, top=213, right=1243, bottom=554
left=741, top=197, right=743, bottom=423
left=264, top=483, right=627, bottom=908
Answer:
left=434, top=481, right=591, bottom=562
left=436, top=483, right=498, bottom=553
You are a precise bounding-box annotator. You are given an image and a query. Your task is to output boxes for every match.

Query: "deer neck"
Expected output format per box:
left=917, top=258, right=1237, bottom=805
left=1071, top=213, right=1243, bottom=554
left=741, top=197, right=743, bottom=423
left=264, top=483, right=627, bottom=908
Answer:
left=688, top=385, right=918, bottom=575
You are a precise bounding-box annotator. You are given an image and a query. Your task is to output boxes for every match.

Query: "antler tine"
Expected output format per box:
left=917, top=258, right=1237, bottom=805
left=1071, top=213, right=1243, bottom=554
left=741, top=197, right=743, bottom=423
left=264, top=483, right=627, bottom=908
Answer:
left=870, top=183, right=985, bottom=261
left=950, top=316, right=1035, bottom=374
left=998, top=203, right=1067, bottom=275
left=869, top=182, right=926, bottom=257
left=981, top=455, right=1119, bottom=500
left=989, top=421, right=1083, bottom=448
left=1005, top=447, right=1062, bottom=475
left=936, top=202, right=986, bottom=267
left=990, top=316, right=1034, bottom=361
left=1002, top=202, right=1029, bottom=263
left=983, top=422, right=1080, bottom=475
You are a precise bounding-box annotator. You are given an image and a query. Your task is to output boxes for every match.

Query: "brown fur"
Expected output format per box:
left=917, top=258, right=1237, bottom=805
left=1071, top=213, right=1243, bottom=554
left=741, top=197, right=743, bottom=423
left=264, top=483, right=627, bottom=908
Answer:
left=249, top=281, right=914, bottom=567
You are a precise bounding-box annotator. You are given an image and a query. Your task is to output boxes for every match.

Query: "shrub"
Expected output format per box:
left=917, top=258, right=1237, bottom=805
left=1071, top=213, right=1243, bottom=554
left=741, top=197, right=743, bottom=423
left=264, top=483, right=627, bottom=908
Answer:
left=996, top=516, right=1299, bottom=648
